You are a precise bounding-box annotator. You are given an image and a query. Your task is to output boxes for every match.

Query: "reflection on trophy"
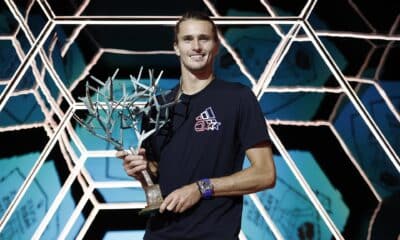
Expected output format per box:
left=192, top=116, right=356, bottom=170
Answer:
left=74, top=67, right=175, bottom=215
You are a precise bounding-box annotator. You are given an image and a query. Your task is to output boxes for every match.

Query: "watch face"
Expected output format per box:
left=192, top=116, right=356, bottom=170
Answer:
left=198, top=179, right=214, bottom=199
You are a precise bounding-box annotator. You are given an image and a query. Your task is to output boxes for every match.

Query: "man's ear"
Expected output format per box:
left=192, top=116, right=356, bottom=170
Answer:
left=174, top=42, right=180, bottom=56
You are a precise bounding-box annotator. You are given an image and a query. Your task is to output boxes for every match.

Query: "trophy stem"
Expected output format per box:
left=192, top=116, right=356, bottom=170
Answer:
left=141, top=170, right=154, bottom=186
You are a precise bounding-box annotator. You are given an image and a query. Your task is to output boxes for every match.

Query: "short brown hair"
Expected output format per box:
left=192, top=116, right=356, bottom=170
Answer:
left=174, top=11, right=219, bottom=43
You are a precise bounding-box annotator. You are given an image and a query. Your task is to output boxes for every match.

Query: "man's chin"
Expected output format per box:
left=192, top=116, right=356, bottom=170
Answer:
left=185, top=64, right=207, bottom=72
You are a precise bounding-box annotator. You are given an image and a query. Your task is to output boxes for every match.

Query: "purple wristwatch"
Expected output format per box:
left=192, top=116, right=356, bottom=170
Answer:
left=196, top=178, right=214, bottom=199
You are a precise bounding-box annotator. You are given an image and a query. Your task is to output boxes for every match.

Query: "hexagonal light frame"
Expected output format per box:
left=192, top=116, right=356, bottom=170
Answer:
left=0, top=0, right=399, bottom=239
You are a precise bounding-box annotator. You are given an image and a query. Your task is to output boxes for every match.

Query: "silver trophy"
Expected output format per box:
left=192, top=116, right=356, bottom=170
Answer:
left=74, top=67, right=175, bottom=215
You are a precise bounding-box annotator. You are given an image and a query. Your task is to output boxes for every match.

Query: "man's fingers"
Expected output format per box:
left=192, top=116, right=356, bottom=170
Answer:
left=116, top=148, right=146, bottom=159
left=176, top=200, right=185, bottom=213
left=138, top=148, right=146, bottom=155
left=126, top=170, right=143, bottom=179
left=159, top=197, right=169, bottom=213
left=122, top=156, right=145, bottom=168
left=126, top=158, right=146, bottom=166
left=115, top=150, right=128, bottom=158
left=124, top=160, right=147, bottom=175
left=125, top=154, right=144, bottom=161
left=160, top=194, right=177, bottom=213
left=159, top=193, right=188, bottom=213
left=166, top=198, right=178, bottom=212
left=129, top=163, right=147, bottom=173
left=117, top=148, right=151, bottom=182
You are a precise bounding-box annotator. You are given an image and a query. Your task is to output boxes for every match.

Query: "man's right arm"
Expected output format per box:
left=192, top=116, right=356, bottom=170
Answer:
left=115, top=148, right=158, bottom=186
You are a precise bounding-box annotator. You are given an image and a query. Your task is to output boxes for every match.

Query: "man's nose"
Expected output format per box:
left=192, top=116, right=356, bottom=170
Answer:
left=192, top=39, right=201, bottom=51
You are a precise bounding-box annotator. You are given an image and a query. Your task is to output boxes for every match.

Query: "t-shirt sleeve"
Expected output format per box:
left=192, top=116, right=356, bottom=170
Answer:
left=238, top=86, right=270, bottom=150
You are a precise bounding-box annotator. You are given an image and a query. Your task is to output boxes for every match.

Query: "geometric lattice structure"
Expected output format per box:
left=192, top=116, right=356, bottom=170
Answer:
left=0, top=1, right=399, bottom=239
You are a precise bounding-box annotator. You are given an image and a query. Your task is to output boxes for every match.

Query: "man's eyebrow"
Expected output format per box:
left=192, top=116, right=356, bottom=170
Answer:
left=180, top=34, right=212, bottom=39
left=182, top=35, right=194, bottom=39
left=198, top=34, right=212, bottom=39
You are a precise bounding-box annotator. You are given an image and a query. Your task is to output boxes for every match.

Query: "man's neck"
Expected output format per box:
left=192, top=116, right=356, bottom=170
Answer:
left=180, top=70, right=214, bottom=95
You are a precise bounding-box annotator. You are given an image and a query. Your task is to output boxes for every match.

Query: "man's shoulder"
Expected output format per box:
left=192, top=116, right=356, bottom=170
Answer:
left=213, top=79, right=251, bottom=92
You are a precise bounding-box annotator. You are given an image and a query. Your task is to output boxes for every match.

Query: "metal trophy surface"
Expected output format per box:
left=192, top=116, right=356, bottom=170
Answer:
left=74, top=67, right=174, bottom=215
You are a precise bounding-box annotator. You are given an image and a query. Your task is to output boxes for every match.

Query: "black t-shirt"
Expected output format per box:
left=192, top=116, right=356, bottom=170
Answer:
left=143, top=79, right=270, bottom=240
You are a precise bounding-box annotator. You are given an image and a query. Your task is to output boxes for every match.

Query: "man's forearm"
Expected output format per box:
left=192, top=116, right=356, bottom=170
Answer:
left=210, top=144, right=276, bottom=197
left=211, top=164, right=275, bottom=196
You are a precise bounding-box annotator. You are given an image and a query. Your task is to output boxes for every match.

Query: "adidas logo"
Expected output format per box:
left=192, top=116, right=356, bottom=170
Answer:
left=194, top=107, right=222, bottom=132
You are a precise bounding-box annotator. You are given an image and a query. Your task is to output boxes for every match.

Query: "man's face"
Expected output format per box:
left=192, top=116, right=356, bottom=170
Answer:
left=174, top=20, right=219, bottom=74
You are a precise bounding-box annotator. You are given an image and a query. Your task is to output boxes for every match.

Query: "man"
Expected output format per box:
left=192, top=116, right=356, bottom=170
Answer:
left=116, top=11, right=276, bottom=240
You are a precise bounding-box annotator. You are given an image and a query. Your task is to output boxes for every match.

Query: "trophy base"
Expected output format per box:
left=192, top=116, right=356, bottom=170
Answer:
left=139, top=184, right=163, bottom=216
left=138, top=205, right=160, bottom=216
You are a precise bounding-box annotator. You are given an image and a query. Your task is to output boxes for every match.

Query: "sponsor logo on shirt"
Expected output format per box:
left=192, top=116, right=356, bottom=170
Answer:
left=194, top=107, right=221, bottom=132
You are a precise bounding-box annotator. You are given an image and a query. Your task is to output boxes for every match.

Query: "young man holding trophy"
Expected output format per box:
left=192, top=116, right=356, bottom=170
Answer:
left=116, top=11, right=276, bottom=240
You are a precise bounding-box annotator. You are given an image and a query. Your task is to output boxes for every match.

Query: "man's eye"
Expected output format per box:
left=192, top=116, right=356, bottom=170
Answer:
left=182, top=37, right=192, bottom=42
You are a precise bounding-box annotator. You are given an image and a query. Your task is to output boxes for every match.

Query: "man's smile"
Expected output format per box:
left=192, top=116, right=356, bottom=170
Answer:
left=189, top=54, right=205, bottom=61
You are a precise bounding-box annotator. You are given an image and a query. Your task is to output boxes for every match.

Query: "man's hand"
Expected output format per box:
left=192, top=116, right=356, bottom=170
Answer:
left=115, top=148, right=147, bottom=181
left=159, top=183, right=201, bottom=214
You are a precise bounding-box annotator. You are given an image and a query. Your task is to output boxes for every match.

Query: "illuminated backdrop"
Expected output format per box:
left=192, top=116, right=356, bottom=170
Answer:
left=0, top=0, right=399, bottom=239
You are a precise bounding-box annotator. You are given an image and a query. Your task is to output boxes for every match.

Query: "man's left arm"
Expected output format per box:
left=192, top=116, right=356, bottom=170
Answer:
left=211, top=141, right=276, bottom=196
left=159, top=140, right=276, bottom=213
